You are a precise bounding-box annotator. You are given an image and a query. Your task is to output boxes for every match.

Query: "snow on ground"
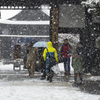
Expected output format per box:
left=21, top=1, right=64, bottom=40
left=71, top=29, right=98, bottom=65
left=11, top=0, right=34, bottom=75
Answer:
left=0, top=62, right=25, bottom=71
left=86, top=76, right=100, bottom=81
left=0, top=80, right=100, bottom=100
left=0, top=64, right=13, bottom=70
left=0, top=61, right=74, bottom=74
left=0, top=63, right=100, bottom=100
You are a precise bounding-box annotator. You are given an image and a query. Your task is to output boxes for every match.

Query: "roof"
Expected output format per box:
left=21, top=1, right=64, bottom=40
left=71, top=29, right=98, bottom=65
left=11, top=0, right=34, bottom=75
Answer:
left=9, top=10, right=49, bottom=21
left=0, top=10, right=50, bottom=36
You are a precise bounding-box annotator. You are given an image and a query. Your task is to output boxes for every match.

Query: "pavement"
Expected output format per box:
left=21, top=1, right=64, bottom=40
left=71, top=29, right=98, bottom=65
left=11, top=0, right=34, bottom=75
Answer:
left=0, top=70, right=100, bottom=95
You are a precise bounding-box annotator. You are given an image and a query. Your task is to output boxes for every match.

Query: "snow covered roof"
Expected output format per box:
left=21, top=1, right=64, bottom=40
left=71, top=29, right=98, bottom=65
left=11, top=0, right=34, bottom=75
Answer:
left=9, top=10, right=49, bottom=21
left=0, top=10, right=50, bottom=36
left=0, top=10, right=50, bottom=25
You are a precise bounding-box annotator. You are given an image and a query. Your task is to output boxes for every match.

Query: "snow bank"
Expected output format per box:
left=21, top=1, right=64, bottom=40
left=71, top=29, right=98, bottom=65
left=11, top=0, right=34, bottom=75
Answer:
left=0, top=61, right=74, bottom=73
left=87, top=76, right=100, bottom=81
left=0, top=64, right=13, bottom=70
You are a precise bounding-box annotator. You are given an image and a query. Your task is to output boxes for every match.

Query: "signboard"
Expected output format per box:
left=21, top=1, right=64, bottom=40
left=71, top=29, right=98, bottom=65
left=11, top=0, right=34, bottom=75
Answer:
left=59, top=4, right=85, bottom=28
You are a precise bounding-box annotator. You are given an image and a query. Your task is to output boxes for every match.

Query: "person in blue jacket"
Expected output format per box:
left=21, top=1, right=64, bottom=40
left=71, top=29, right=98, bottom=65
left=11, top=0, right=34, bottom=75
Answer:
left=43, top=41, right=58, bottom=82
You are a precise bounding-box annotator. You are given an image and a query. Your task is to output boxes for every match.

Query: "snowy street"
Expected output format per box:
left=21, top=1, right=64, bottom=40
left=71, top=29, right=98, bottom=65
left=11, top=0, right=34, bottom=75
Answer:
left=0, top=1, right=100, bottom=100
left=0, top=64, right=100, bottom=100
left=0, top=77, right=100, bottom=100
left=0, top=75, right=100, bottom=100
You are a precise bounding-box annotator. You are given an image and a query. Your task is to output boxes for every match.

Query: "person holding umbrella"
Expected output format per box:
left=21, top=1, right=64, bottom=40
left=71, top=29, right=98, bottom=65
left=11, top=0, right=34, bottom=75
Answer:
left=33, top=41, right=47, bottom=80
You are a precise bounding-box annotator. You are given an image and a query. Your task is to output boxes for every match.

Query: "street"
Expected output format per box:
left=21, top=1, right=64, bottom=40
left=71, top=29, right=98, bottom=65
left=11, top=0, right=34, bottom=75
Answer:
left=0, top=69, right=100, bottom=100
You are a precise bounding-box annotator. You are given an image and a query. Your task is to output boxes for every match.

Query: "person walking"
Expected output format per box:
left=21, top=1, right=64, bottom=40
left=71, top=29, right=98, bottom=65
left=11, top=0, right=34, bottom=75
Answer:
left=61, top=39, right=72, bottom=76
left=43, top=41, right=58, bottom=82
left=26, top=41, right=39, bottom=78
left=72, top=43, right=83, bottom=84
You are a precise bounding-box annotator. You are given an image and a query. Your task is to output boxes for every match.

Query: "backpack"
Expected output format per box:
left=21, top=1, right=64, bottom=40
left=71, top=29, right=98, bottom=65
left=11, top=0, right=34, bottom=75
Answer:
left=46, top=49, right=56, bottom=66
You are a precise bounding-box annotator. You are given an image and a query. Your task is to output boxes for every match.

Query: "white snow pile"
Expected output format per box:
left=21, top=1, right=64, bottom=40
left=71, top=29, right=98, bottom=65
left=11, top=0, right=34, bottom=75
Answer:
left=0, top=62, right=13, bottom=70
left=0, top=61, right=74, bottom=74
left=81, top=0, right=100, bottom=5
left=88, top=0, right=100, bottom=4
left=87, top=76, right=100, bottom=81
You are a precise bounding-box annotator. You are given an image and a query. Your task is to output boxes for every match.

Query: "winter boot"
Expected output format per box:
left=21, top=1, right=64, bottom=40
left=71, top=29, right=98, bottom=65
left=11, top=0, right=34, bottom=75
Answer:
left=41, top=72, right=46, bottom=80
left=47, top=73, right=50, bottom=81
left=49, top=77, right=52, bottom=82
left=67, top=72, right=71, bottom=76
left=47, top=76, right=50, bottom=81
left=41, top=76, right=46, bottom=80
left=64, top=71, right=70, bottom=76
left=64, top=72, right=67, bottom=76
left=24, top=65, right=27, bottom=69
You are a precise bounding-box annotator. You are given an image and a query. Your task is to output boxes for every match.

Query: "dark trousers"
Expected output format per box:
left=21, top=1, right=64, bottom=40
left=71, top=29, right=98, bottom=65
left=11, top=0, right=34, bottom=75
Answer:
left=41, top=67, right=46, bottom=78
left=24, top=57, right=27, bottom=68
left=63, top=58, right=70, bottom=72
left=46, top=63, right=54, bottom=77
left=74, top=73, right=83, bottom=82
left=41, top=61, right=46, bottom=78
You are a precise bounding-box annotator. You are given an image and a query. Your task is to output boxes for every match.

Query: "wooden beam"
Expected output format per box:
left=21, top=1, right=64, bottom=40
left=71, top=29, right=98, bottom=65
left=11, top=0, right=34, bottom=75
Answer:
left=50, top=7, right=59, bottom=50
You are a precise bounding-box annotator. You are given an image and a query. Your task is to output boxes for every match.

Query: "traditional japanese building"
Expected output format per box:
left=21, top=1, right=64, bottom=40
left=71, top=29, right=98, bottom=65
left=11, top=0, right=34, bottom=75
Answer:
left=0, top=0, right=100, bottom=74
